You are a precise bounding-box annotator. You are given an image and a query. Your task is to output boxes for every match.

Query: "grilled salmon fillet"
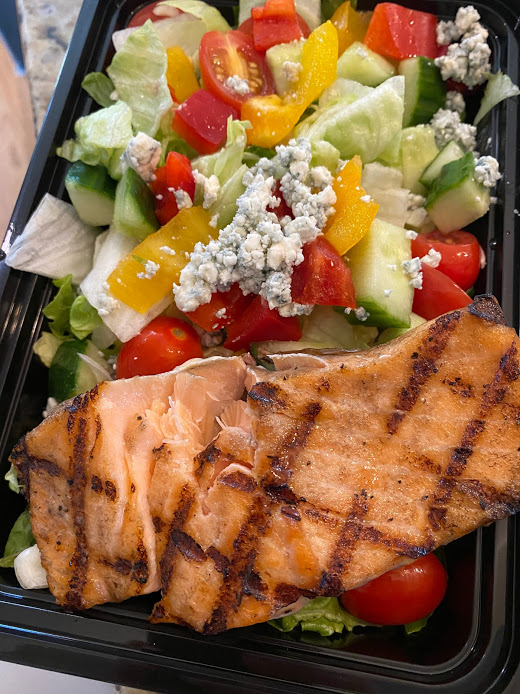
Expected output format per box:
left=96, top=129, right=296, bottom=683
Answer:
left=10, top=296, right=520, bottom=631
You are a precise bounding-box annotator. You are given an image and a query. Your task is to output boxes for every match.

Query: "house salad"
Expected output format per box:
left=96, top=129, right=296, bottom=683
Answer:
left=3, top=0, right=519, bottom=639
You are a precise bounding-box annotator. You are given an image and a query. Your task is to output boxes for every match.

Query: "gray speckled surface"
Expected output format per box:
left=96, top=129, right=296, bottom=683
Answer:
left=17, top=0, right=82, bottom=132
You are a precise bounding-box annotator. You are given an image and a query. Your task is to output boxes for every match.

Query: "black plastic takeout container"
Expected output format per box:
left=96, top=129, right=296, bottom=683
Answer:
left=0, top=0, right=519, bottom=691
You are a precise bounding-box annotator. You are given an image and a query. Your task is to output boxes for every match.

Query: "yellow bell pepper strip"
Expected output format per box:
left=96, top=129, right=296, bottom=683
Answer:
left=331, top=2, right=372, bottom=55
left=166, top=46, right=199, bottom=102
left=241, top=21, right=338, bottom=148
left=324, top=156, right=379, bottom=256
left=107, top=207, right=217, bottom=314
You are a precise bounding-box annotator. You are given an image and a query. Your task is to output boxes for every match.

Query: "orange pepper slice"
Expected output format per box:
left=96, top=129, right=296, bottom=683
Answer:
left=331, top=2, right=372, bottom=55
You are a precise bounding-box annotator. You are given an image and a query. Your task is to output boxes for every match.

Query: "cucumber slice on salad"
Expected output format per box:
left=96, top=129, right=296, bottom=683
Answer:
left=377, top=313, right=426, bottom=344
left=400, top=126, right=439, bottom=195
left=266, top=40, right=304, bottom=97
left=65, top=162, right=117, bottom=227
left=419, top=140, right=466, bottom=188
left=337, top=42, right=395, bottom=88
left=399, top=57, right=446, bottom=127
left=49, top=339, right=107, bottom=402
left=113, top=167, right=159, bottom=241
left=425, top=152, right=490, bottom=232
left=345, top=219, right=413, bottom=329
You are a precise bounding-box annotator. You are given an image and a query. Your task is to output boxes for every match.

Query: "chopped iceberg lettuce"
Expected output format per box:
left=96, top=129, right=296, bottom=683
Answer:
left=4, top=463, right=22, bottom=494
left=269, top=597, right=369, bottom=637
left=33, top=331, right=63, bottom=368
left=300, top=306, right=378, bottom=349
left=207, top=164, right=248, bottom=229
left=107, top=22, right=173, bottom=137
left=157, top=0, right=230, bottom=31
left=319, top=78, right=372, bottom=108
left=474, top=71, right=520, bottom=125
left=193, top=119, right=251, bottom=184
left=0, top=508, right=35, bottom=569
left=43, top=275, right=76, bottom=339
left=81, top=72, right=116, bottom=108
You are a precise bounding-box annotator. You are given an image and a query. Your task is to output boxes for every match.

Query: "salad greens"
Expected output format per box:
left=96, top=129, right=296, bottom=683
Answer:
left=81, top=72, right=116, bottom=109
left=474, top=71, right=520, bottom=125
left=269, top=597, right=369, bottom=636
left=0, top=509, right=35, bottom=569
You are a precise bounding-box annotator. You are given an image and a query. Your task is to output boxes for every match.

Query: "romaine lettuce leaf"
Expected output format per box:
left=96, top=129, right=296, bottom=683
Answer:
left=193, top=119, right=251, bottom=184
left=157, top=0, right=230, bottom=31
left=474, top=71, right=520, bottom=125
left=81, top=72, right=116, bottom=108
left=269, top=597, right=369, bottom=637
left=70, top=295, right=102, bottom=340
left=0, top=508, right=35, bottom=568
left=107, top=21, right=173, bottom=137
left=57, top=100, right=133, bottom=180
left=43, top=275, right=76, bottom=339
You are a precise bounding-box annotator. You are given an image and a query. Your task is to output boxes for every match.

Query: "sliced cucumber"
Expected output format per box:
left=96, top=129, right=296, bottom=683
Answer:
left=337, top=42, right=395, bottom=88
left=65, top=162, right=117, bottom=227
left=400, top=125, right=439, bottom=195
left=419, top=140, right=466, bottom=188
left=113, top=167, right=159, bottom=241
left=377, top=313, right=426, bottom=344
left=399, top=57, right=446, bottom=127
left=48, top=339, right=105, bottom=402
left=425, top=152, right=490, bottom=233
left=265, top=40, right=304, bottom=97
left=345, top=219, right=413, bottom=329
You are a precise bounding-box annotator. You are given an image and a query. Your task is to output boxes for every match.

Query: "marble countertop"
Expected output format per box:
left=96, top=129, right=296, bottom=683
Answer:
left=17, top=0, right=82, bottom=132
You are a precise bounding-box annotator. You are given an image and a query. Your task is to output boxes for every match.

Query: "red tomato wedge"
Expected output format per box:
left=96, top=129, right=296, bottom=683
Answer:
left=128, top=1, right=162, bottom=27
left=411, top=230, right=481, bottom=291
left=291, top=237, right=357, bottom=308
left=413, top=264, right=472, bottom=320
left=340, top=554, right=448, bottom=625
left=237, top=14, right=310, bottom=41
left=251, top=0, right=305, bottom=52
left=199, top=31, right=275, bottom=112
left=151, top=152, right=195, bottom=226
left=224, top=295, right=302, bottom=351
left=268, top=181, right=294, bottom=222
left=172, top=90, right=238, bottom=154
left=116, top=317, right=203, bottom=378
left=186, top=284, right=254, bottom=332
left=364, top=3, right=438, bottom=60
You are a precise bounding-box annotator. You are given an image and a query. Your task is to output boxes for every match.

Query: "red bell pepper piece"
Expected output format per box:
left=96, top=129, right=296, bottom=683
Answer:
left=224, top=295, right=302, bottom=351
left=151, top=152, right=195, bottom=226
left=251, top=0, right=304, bottom=52
left=172, top=90, right=238, bottom=155
left=268, top=181, right=293, bottom=222
left=186, top=283, right=254, bottom=332
left=364, top=3, right=438, bottom=61
left=412, top=265, right=472, bottom=321
left=291, top=236, right=356, bottom=307
left=238, top=14, right=310, bottom=42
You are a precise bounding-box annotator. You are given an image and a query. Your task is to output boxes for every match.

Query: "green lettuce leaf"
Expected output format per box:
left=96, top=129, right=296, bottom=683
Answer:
left=70, top=295, right=102, bottom=340
left=301, top=306, right=378, bottom=350
left=82, top=72, right=116, bottom=108
left=158, top=0, right=230, bottom=31
left=242, top=145, right=276, bottom=168
left=310, top=140, right=341, bottom=172
left=107, top=21, right=173, bottom=137
left=43, top=275, right=76, bottom=339
left=405, top=615, right=430, bottom=635
left=33, top=331, right=64, bottom=367
left=194, top=119, right=251, bottom=184
left=5, top=464, right=22, bottom=494
left=0, top=508, right=35, bottom=568
left=474, top=71, right=520, bottom=125
left=269, top=597, right=369, bottom=637
left=57, top=100, right=133, bottom=180
left=207, top=163, right=248, bottom=228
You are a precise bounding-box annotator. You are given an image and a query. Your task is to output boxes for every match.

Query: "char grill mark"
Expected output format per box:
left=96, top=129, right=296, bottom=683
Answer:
left=428, top=341, right=520, bottom=531
left=387, top=311, right=461, bottom=435
left=157, top=484, right=196, bottom=597
left=469, top=295, right=506, bottom=325
left=204, top=495, right=270, bottom=635
left=319, top=490, right=369, bottom=594
left=206, top=546, right=230, bottom=576
left=10, top=438, right=63, bottom=497
left=220, top=470, right=257, bottom=493
left=248, top=382, right=287, bottom=409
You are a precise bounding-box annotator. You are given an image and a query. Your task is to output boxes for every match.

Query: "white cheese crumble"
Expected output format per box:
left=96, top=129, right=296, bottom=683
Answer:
left=387, top=264, right=397, bottom=271
left=98, top=291, right=120, bottom=317
left=405, top=229, right=418, bottom=240
left=160, top=245, right=176, bottom=256
left=360, top=194, right=371, bottom=203
left=137, top=260, right=160, bottom=280
left=174, top=138, right=337, bottom=316
left=120, top=132, right=162, bottom=183
left=193, top=170, right=221, bottom=209
left=405, top=193, right=430, bottom=230
left=430, top=108, right=477, bottom=150
left=173, top=189, right=193, bottom=210
left=345, top=306, right=370, bottom=321
left=421, top=248, right=442, bottom=268
left=445, top=90, right=466, bottom=114
left=209, top=213, right=219, bottom=228
left=474, top=155, right=501, bottom=188
left=402, top=257, right=423, bottom=290
left=215, top=307, right=227, bottom=319
left=435, top=6, right=491, bottom=88
left=42, top=396, right=59, bottom=418
left=282, top=60, right=303, bottom=83
left=224, top=75, right=250, bottom=95
left=356, top=46, right=368, bottom=58
left=384, top=289, right=393, bottom=298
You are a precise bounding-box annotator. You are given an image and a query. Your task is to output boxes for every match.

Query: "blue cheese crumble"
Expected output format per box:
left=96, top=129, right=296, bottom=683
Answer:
left=174, top=138, right=336, bottom=317
left=430, top=108, right=477, bottom=150
left=137, top=260, right=160, bottom=280
left=120, top=132, right=162, bottom=183
left=173, top=189, right=193, bottom=210
left=445, top=90, right=466, bottom=114
left=193, top=170, right=221, bottom=209
left=474, top=155, right=501, bottom=188
left=224, top=75, right=250, bottom=95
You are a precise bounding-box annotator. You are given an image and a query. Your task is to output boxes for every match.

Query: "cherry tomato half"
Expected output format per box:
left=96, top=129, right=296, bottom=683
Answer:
left=340, top=554, right=448, bottom=625
left=116, top=317, right=202, bottom=378
left=411, top=230, right=481, bottom=291
left=199, top=30, right=275, bottom=112
left=413, top=264, right=472, bottom=320
left=128, top=2, right=162, bottom=27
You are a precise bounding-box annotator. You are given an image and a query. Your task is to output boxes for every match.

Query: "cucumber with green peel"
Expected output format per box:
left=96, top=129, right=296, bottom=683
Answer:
left=265, top=40, right=304, bottom=97
left=113, top=167, right=159, bottom=241
left=400, top=125, right=439, bottom=195
left=345, top=218, right=413, bottom=329
left=425, top=152, right=490, bottom=233
left=399, top=57, right=446, bottom=127
left=419, top=140, right=466, bottom=187
left=337, top=42, right=395, bottom=88
left=49, top=339, right=107, bottom=402
left=376, top=313, right=426, bottom=344
left=65, top=162, right=117, bottom=227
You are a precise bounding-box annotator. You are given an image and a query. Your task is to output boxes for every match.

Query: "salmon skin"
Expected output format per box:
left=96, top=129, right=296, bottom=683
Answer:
left=10, top=296, right=520, bottom=632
